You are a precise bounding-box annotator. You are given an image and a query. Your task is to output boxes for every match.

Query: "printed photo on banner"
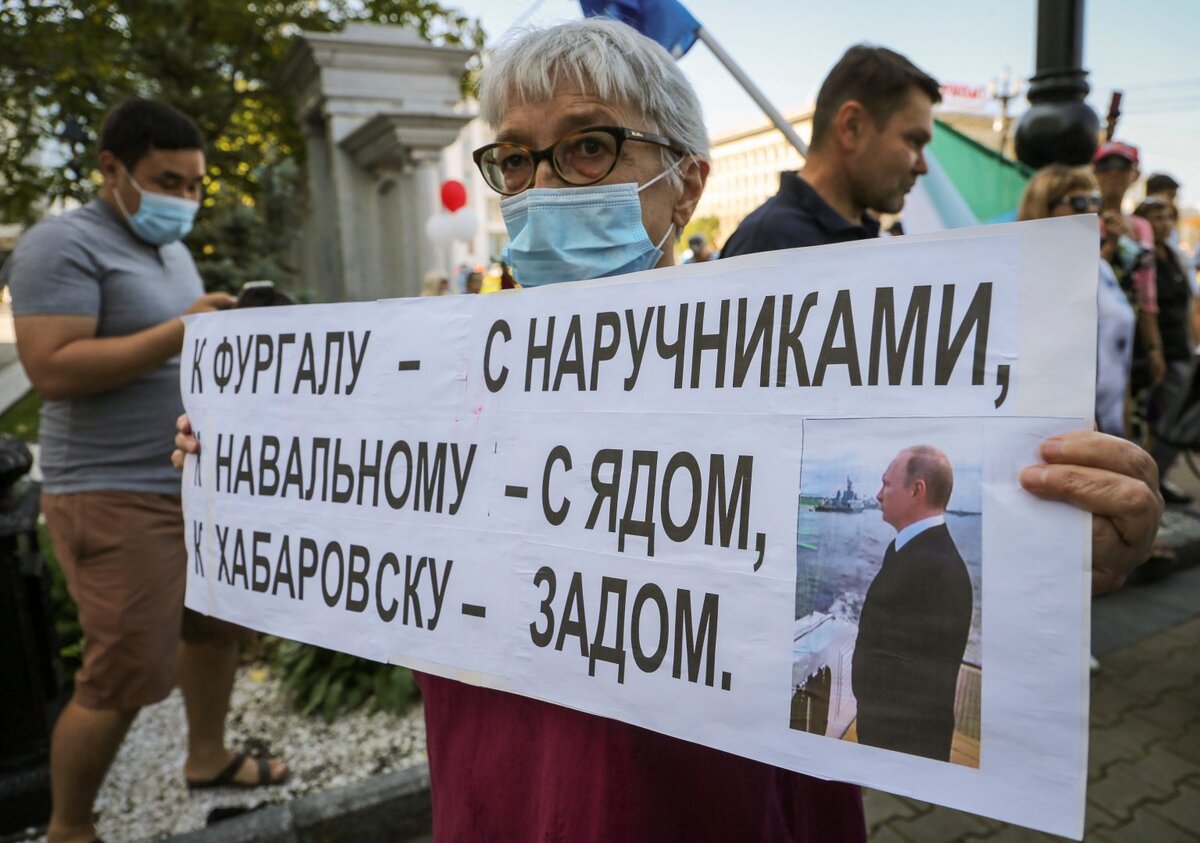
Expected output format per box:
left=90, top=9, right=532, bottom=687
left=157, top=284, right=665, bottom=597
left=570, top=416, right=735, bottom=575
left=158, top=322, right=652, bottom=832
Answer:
left=790, top=418, right=983, bottom=769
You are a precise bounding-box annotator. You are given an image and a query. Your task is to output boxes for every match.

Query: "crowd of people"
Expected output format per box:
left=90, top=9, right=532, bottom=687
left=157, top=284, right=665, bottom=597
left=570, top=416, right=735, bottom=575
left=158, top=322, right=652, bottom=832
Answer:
left=0, top=16, right=1171, bottom=843
left=1015, top=144, right=1198, bottom=507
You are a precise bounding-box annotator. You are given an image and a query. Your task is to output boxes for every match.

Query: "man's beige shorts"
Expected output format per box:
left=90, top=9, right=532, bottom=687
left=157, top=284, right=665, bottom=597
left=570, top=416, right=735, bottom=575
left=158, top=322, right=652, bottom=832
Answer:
left=42, top=490, right=247, bottom=711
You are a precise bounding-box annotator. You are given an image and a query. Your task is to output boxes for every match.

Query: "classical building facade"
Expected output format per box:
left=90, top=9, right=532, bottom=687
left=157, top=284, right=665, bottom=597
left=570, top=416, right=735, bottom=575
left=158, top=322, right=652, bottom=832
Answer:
left=279, top=24, right=476, bottom=301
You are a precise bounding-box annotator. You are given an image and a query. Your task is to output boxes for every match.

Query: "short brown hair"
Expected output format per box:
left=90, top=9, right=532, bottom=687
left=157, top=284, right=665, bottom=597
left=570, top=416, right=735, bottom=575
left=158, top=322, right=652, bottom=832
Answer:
left=1133, top=196, right=1171, bottom=219
left=810, top=45, right=941, bottom=149
left=903, top=445, right=954, bottom=510
left=1017, top=164, right=1097, bottom=222
left=98, top=97, right=204, bottom=172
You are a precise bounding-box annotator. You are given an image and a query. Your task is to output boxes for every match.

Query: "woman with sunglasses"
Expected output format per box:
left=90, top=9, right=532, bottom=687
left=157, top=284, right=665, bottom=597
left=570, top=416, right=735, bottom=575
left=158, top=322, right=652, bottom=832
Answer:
left=1019, top=165, right=1135, bottom=438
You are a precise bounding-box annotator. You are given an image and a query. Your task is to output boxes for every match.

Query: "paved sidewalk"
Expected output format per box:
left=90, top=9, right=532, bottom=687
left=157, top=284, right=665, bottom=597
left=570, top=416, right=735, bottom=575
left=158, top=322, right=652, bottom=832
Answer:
left=865, top=607, right=1200, bottom=842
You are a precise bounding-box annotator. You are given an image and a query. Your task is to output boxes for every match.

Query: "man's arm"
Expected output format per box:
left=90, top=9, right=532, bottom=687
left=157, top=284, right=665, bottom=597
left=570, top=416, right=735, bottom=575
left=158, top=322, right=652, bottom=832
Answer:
left=15, top=292, right=234, bottom=400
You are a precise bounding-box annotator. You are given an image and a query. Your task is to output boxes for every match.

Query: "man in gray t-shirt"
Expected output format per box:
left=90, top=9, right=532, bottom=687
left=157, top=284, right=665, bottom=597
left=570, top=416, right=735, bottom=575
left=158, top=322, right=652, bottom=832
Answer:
left=2, top=98, right=285, bottom=843
left=6, top=196, right=204, bottom=493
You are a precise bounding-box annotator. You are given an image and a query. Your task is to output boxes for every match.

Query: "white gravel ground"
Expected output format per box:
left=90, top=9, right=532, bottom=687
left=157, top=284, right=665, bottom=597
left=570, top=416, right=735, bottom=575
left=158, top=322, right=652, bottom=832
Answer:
left=17, top=664, right=426, bottom=842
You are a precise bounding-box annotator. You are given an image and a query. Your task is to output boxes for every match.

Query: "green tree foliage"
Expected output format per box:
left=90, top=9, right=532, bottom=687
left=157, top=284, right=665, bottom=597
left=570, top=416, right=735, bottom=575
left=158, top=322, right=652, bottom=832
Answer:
left=0, top=0, right=484, bottom=288
left=269, top=638, right=418, bottom=720
left=39, top=521, right=84, bottom=683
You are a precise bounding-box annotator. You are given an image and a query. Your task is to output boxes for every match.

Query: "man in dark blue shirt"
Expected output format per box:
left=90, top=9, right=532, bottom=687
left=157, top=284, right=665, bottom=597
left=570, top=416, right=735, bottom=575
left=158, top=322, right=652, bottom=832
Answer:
left=722, top=45, right=940, bottom=257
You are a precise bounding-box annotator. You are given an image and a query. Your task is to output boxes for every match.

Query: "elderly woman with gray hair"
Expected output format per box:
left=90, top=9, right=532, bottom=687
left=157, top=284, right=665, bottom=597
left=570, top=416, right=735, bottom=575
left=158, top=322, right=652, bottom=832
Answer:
left=429, top=21, right=875, bottom=839
left=472, top=19, right=710, bottom=283
left=176, top=18, right=1162, bottom=840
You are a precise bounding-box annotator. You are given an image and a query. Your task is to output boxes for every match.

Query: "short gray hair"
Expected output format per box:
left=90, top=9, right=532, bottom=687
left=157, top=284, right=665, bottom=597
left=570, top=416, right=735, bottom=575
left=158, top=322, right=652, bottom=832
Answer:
left=479, top=18, right=710, bottom=187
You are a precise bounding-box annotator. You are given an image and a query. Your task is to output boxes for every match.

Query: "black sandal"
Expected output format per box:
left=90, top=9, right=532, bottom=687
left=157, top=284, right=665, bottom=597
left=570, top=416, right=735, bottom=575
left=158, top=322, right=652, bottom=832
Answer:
left=185, top=752, right=288, bottom=790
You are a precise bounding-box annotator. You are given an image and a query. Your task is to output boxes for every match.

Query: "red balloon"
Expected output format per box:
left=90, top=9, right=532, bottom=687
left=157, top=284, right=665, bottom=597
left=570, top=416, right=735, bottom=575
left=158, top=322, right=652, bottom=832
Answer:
left=440, top=180, right=468, bottom=212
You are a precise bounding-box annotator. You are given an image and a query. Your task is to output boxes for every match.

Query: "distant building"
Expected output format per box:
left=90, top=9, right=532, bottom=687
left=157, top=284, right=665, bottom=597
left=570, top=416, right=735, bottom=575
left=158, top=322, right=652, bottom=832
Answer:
left=695, top=107, right=811, bottom=247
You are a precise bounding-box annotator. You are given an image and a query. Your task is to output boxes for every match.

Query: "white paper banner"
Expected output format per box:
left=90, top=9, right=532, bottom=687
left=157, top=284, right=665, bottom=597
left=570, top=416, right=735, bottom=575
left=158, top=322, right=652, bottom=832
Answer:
left=182, top=216, right=1098, bottom=838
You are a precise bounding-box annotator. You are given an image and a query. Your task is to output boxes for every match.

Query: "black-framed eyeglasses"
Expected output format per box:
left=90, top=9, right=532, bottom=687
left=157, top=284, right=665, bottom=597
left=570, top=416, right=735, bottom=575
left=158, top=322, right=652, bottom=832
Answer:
left=1056, top=192, right=1103, bottom=213
left=472, top=126, right=685, bottom=196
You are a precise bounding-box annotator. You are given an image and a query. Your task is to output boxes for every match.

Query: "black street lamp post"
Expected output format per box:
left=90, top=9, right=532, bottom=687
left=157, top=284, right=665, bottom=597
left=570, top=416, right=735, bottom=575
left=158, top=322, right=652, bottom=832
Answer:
left=1014, top=0, right=1101, bottom=169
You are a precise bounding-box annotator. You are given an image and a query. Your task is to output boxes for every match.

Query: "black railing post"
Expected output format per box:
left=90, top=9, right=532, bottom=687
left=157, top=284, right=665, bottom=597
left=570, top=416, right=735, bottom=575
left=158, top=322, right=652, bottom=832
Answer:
left=1014, top=0, right=1101, bottom=169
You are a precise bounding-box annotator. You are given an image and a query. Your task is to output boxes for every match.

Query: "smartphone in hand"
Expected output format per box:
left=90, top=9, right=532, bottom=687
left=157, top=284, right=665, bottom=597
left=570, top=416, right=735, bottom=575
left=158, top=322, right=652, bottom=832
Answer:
left=237, top=280, right=294, bottom=308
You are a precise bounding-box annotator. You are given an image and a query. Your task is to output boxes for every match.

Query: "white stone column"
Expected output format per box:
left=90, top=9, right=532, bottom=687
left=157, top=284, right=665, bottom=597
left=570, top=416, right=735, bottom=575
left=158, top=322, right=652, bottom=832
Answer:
left=278, top=24, right=473, bottom=301
left=412, top=150, right=443, bottom=289
left=290, top=117, right=344, bottom=302
left=368, top=165, right=421, bottom=300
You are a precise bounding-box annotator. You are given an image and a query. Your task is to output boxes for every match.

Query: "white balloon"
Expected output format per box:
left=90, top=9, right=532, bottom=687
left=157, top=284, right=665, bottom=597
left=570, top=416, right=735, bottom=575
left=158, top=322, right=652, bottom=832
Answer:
left=425, top=213, right=454, bottom=247
left=449, top=207, right=478, bottom=242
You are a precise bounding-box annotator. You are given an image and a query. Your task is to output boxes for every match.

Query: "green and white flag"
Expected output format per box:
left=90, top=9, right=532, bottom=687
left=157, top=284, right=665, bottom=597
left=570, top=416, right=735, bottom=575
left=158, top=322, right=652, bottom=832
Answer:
left=905, top=120, right=1033, bottom=234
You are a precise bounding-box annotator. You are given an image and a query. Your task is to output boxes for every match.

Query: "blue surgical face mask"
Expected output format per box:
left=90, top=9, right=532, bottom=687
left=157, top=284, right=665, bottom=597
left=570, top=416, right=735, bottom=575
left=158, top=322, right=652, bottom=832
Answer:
left=115, top=165, right=200, bottom=246
left=500, top=167, right=676, bottom=288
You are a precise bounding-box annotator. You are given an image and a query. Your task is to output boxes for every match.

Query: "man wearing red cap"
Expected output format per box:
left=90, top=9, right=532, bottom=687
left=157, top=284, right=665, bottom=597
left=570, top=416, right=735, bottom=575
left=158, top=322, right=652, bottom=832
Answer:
left=1094, top=142, right=1167, bottom=441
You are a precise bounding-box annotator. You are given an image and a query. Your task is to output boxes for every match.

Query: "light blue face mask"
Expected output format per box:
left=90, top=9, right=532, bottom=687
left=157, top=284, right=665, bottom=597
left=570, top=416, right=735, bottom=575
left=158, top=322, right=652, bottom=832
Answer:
left=500, top=169, right=675, bottom=288
left=115, top=165, right=200, bottom=246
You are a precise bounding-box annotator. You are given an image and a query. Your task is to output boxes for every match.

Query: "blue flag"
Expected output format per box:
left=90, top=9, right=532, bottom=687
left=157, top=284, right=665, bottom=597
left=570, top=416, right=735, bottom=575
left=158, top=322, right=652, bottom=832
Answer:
left=580, top=0, right=701, bottom=58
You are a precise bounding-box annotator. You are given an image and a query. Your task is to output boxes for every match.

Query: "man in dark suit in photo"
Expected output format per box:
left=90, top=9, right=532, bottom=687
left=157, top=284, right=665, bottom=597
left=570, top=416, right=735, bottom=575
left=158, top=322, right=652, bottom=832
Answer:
left=851, top=446, right=973, bottom=762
